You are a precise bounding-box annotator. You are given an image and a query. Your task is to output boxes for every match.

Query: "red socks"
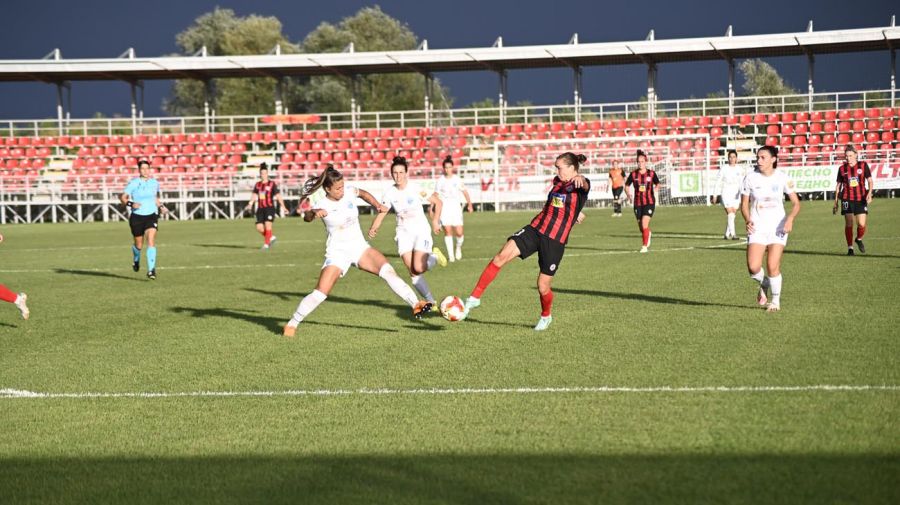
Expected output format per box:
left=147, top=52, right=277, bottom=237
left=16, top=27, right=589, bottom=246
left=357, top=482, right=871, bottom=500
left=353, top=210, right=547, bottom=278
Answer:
left=471, top=261, right=501, bottom=298
left=540, top=290, right=554, bottom=317
left=0, top=284, right=17, bottom=304
left=641, top=228, right=651, bottom=246
left=845, top=226, right=853, bottom=246
left=264, top=229, right=272, bottom=245
left=857, top=226, right=866, bottom=240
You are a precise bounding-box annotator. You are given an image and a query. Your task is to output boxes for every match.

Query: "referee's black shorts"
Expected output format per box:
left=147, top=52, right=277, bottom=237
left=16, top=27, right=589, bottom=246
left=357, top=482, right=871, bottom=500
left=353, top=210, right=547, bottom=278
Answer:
left=256, top=207, right=278, bottom=224
left=509, top=225, right=566, bottom=276
left=129, top=213, right=159, bottom=237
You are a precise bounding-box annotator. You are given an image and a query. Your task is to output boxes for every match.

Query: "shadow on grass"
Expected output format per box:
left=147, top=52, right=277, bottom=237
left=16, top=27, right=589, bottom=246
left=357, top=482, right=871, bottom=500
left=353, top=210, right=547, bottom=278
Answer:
left=54, top=268, right=143, bottom=282
left=170, top=306, right=284, bottom=334
left=244, top=288, right=433, bottom=326
left=553, top=288, right=753, bottom=310
left=0, top=454, right=895, bottom=505
left=462, top=317, right=534, bottom=329
left=0, top=321, right=17, bottom=328
left=192, top=243, right=255, bottom=250
left=785, top=249, right=900, bottom=259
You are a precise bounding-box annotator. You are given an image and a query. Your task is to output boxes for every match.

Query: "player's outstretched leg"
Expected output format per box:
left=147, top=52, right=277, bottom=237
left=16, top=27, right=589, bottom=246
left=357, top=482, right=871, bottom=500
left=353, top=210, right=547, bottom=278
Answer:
left=0, top=284, right=28, bottom=320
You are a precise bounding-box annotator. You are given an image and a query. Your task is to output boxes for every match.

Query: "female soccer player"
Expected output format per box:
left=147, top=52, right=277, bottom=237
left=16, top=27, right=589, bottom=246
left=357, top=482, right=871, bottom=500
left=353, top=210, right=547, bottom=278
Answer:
left=120, top=159, right=168, bottom=280
left=713, top=150, right=747, bottom=240
left=608, top=159, right=626, bottom=217
left=368, top=156, right=447, bottom=305
left=462, top=152, right=589, bottom=331
left=624, top=150, right=660, bottom=253
left=242, top=162, right=288, bottom=250
left=0, top=232, right=29, bottom=319
left=432, top=156, right=473, bottom=261
left=832, top=145, right=873, bottom=255
left=283, top=165, right=433, bottom=336
left=741, top=145, right=801, bottom=312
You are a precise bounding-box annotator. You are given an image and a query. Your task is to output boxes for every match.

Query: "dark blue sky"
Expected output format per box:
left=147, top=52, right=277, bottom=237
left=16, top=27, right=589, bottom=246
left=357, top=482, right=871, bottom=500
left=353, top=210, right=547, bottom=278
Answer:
left=0, top=0, right=895, bottom=119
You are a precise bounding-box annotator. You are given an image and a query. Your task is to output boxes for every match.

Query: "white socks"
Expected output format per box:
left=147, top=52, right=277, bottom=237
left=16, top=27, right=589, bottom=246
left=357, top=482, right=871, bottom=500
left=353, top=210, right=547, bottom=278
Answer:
left=288, top=289, right=327, bottom=327
left=379, top=264, right=419, bottom=308
left=767, top=274, right=782, bottom=305
left=455, top=235, right=464, bottom=258
left=750, top=269, right=770, bottom=290
left=727, top=213, right=736, bottom=236
left=410, top=275, right=434, bottom=303
left=444, top=236, right=455, bottom=262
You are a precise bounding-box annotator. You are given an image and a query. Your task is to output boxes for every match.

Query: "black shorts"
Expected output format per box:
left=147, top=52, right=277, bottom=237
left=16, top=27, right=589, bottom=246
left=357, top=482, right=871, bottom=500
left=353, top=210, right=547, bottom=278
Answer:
left=509, top=225, right=566, bottom=276
left=840, top=200, right=868, bottom=216
left=612, top=186, right=624, bottom=199
left=256, top=207, right=278, bottom=224
left=634, top=204, right=656, bottom=219
left=129, top=213, right=158, bottom=237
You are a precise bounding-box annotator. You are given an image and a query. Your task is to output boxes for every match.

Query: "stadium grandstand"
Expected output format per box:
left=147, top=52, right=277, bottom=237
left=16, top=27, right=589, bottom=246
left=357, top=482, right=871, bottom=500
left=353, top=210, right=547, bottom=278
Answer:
left=1, top=21, right=899, bottom=223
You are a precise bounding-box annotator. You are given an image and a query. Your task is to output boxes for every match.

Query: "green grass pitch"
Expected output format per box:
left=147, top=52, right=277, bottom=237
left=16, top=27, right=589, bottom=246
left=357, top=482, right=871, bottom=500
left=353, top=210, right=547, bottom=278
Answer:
left=1, top=200, right=898, bottom=504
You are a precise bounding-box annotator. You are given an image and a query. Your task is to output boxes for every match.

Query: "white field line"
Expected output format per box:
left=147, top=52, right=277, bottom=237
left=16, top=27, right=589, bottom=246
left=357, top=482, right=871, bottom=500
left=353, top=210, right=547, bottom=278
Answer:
left=0, top=241, right=745, bottom=274
left=1, top=384, right=898, bottom=400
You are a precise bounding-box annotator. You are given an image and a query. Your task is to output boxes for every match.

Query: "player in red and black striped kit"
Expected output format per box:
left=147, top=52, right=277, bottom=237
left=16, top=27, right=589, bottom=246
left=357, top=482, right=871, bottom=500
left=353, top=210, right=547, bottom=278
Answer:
left=462, top=152, right=590, bottom=331
left=243, top=163, right=288, bottom=250
left=625, top=150, right=661, bottom=253
left=832, top=145, right=873, bottom=255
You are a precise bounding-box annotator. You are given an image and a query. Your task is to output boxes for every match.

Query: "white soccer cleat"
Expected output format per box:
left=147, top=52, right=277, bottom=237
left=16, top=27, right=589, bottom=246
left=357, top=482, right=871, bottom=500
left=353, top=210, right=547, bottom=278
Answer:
left=534, top=315, right=553, bottom=331
left=639, top=246, right=649, bottom=253
left=464, top=296, right=481, bottom=311
left=757, top=287, right=768, bottom=306
left=270, top=236, right=277, bottom=247
left=261, top=244, right=270, bottom=251
left=765, top=303, right=780, bottom=313
left=455, top=248, right=462, bottom=260
left=14, top=293, right=29, bottom=320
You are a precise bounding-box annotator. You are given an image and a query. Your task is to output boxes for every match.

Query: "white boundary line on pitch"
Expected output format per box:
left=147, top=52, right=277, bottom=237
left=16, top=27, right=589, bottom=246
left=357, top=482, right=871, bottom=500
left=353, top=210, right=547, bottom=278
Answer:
left=0, top=241, right=745, bottom=273
left=1, top=384, right=898, bottom=399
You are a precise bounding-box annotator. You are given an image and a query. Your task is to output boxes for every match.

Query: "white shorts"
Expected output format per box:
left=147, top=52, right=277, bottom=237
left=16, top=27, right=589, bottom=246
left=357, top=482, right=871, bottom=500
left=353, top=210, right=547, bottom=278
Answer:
left=396, top=229, right=433, bottom=256
left=720, top=195, right=741, bottom=209
left=323, top=239, right=371, bottom=276
left=748, top=221, right=788, bottom=246
left=440, top=203, right=464, bottom=227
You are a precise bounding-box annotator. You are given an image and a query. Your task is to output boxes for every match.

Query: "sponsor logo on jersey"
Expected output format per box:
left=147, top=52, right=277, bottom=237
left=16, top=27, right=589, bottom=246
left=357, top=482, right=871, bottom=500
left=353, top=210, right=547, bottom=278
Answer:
left=550, top=193, right=567, bottom=207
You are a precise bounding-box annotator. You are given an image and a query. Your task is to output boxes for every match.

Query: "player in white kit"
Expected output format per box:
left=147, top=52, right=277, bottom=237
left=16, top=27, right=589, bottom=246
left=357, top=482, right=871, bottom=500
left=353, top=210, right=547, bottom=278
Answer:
left=740, top=146, right=801, bottom=312
left=283, top=166, right=433, bottom=336
left=369, top=156, right=447, bottom=305
left=432, top=156, right=473, bottom=262
left=713, top=150, right=747, bottom=240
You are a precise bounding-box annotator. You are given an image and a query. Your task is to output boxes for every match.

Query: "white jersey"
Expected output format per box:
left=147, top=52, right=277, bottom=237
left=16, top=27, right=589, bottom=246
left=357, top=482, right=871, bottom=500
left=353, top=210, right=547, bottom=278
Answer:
left=314, top=186, right=366, bottom=252
left=716, top=163, right=748, bottom=197
left=380, top=182, right=431, bottom=235
left=740, top=170, right=795, bottom=226
left=434, top=174, right=466, bottom=204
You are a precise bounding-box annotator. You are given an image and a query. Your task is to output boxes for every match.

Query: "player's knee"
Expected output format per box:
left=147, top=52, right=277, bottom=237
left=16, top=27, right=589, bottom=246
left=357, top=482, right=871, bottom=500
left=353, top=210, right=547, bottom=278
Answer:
left=378, top=263, right=398, bottom=279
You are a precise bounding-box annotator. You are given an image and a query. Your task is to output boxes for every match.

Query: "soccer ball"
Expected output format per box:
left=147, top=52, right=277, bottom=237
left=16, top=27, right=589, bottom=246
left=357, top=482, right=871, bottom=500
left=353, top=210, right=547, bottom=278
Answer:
left=439, top=295, right=465, bottom=321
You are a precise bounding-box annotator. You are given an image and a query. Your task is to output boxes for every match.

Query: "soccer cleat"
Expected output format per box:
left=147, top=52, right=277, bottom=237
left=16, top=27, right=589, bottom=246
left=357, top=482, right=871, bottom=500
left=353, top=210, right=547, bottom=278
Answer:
left=855, top=239, right=866, bottom=254
left=270, top=236, right=277, bottom=247
left=283, top=324, right=297, bottom=337
left=14, top=293, right=29, bottom=320
left=413, top=300, right=434, bottom=319
left=534, top=315, right=553, bottom=331
left=732, top=235, right=741, bottom=241
left=723, top=232, right=730, bottom=240
left=847, top=248, right=854, bottom=256
left=147, top=269, right=157, bottom=280
left=132, top=260, right=140, bottom=272
left=455, top=247, right=462, bottom=260
left=639, top=246, right=649, bottom=253
left=765, top=303, right=781, bottom=313
left=757, top=287, right=768, bottom=306
left=261, top=244, right=270, bottom=251
left=432, top=247, right=448, bottom=267
left=464, top=296, right=481, bottom=311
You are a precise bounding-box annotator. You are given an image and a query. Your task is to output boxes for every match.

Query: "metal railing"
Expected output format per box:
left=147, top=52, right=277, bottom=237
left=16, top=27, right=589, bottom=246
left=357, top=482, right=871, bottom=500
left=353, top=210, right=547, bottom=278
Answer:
left=0, top=89, right=894, bottom=138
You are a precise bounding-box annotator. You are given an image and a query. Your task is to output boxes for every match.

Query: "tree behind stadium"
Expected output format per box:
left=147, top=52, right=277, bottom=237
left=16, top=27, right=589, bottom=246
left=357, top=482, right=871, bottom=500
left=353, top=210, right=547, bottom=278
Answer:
left=164, top=6, right=451, bottom=116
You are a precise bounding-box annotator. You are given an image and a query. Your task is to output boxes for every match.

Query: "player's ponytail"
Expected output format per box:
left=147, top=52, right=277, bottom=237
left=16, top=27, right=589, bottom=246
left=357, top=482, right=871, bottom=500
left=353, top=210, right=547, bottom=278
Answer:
left=758, top=145, right=779, bottom=169
left=635, top=150, right=648, bottom=162
left=300, top=164, right=343, bottom=200
left=557, top=152, right=586, bottom=170
left=391, top=156, right=408, bottom=169
left=442, top=155, right=453, bottom=167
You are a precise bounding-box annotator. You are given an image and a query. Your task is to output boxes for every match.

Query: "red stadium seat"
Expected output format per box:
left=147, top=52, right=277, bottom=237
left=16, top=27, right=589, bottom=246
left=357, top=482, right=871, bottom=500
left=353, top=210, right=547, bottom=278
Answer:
left=837, top=110, right=851, bottom=121
left=823, top=134, right=836, bottom=145
left=793, top=135, right=807, bottom=146
left=779, top=136, right=793, bottom=147
left=810, top=122, right=823, bottom=134
left=811, top=111, right=823, bottom=122
left=766, top=125, right=779, bottom=135
left=781, top=124, right=794, bottom=135
left=796, top=112, right=809, bottom=122
left=781, top=112, right=794, bottom=123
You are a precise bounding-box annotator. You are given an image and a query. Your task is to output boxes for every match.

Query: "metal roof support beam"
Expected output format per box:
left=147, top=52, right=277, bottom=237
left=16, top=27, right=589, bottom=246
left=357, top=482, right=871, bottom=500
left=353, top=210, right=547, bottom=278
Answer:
left=497, top=69, right=508, bottom=125
left=646, top=63, right=658, bottom=119
left=56, top=82, right=65, bottom=135
left=807, top=52, right=815, bottom=112
left=573, top=65, right=583, bottom=123
left=423, top=72, right=434, bottom=128
left=891, top=48, right=896, bottom=107
left=203, top=79, right=214, bottom=132
left=727, top=58, right=735, bottom=116
left=350, top=75, right=360, bottom=130
left=274, top=77, right=284, bottom=116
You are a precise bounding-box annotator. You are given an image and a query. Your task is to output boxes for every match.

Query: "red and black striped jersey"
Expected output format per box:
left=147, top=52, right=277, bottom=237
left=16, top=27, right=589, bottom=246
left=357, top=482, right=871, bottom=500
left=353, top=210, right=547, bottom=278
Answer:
left=253, top=180, right=279, bottom=208
left=625, top=170, right=660, bottom=206
left=529, top=176, right=591, bottom=244
left=836, top=161, right=871, bottom=202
